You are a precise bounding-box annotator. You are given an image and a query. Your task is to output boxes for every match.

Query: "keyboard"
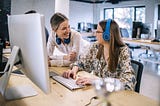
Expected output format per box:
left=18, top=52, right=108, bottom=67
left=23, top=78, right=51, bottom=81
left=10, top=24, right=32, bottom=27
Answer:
left=50, top=71, right=84, bottom=90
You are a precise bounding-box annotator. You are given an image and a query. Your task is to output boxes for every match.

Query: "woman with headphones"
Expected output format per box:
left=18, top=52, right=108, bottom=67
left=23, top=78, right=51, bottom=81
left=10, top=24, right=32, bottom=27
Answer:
left=62, top=19, right=136, bottom=90
left=47, top=12, right=82, bottom=66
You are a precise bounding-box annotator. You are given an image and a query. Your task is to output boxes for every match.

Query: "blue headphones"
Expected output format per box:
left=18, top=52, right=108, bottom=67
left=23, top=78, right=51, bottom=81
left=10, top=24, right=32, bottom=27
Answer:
left=103, top=19, right=112, bottom=41
left=56, top=33, right=71, bottom=45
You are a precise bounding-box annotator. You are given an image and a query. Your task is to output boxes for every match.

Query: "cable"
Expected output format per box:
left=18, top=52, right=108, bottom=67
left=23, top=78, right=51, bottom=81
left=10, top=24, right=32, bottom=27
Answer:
left=85, top=96, right=98, bottom=106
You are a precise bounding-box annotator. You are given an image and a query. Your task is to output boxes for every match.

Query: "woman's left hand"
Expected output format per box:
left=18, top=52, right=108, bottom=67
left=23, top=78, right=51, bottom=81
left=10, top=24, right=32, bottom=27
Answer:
left=76, top=77, right=93, bottom=85
left=63, top=52, right=76, bottom=61
left=69, top=51, right=77, bottom=61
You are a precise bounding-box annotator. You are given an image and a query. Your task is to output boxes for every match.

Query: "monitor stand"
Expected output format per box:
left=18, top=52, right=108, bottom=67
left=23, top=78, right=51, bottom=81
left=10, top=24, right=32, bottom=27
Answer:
left=0, top=46, right=38, bottom=100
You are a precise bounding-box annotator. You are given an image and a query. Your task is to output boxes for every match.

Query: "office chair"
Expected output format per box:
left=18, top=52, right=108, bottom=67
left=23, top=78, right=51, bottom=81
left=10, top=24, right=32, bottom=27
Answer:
left=131, top=59, right=143, bottom=93
left=120, top=28, right=141, bottom=58
left=0, top=43, right=7, bottom=76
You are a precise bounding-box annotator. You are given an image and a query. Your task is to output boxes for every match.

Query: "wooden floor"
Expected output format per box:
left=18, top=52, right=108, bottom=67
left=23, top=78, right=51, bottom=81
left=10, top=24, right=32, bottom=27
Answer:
left=132, top=49, right=160, bottom=102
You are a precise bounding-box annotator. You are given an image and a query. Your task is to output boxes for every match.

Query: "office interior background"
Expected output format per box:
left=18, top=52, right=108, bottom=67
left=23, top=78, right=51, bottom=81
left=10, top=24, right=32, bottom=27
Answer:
left=0, top=0, right=160, bottom=103
left=8, top=0, right=160, bottom=38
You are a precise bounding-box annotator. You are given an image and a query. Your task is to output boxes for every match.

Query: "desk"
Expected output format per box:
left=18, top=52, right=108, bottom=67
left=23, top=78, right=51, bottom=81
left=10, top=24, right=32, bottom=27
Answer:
left=0, top=67, right=159, bottom=106
left=122, top=38, right=160, bottom=51
left=122, top=38, right=160, bottom=64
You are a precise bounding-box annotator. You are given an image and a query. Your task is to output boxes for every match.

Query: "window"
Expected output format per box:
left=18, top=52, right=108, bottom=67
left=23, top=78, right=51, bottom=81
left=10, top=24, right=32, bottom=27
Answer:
left=114, top=7, right=134, bottom=35
left=135, top=6, right=145, bottom=22
left=104, top=6, right=145, bottom=37
left=104, top=8, right=113, bottom=19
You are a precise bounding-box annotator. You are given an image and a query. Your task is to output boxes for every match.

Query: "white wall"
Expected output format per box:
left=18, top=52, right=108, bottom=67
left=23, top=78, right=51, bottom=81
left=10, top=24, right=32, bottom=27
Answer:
left=11, top=0, right=55, bottom=32
left=55, top=0, right=69, bottom=18
left=69, top=1, right=93, bottom=30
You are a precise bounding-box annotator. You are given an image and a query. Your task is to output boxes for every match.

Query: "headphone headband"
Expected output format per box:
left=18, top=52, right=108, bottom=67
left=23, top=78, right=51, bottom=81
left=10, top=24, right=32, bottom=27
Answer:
left=103, top=19, right=112, bottom=41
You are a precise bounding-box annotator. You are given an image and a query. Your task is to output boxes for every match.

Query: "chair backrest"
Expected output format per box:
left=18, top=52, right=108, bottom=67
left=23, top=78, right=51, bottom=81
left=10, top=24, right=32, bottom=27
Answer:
left=131, top=60, right=143, bottom=93
left=120, top=28, right=129, bottom=38
left=0, top=43, right=3, bottom=68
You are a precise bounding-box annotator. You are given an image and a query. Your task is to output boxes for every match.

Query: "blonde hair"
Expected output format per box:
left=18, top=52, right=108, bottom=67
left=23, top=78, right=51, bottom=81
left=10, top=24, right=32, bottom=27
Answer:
left=50, top=12, right=68, bottom=31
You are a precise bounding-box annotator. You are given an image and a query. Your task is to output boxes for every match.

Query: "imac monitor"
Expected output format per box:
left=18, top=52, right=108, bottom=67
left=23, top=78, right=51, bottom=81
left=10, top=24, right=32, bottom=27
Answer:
left=0, top=14, right=50, bottom=100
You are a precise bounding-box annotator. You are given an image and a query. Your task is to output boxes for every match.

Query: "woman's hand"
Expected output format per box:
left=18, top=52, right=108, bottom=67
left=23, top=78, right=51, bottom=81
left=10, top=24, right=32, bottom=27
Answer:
left=62, top=69, right=76, bottom=79
left=63, top=52, right=77, bottom=61
left=76, top=77, right=94, bottom=85
left=62, top=66, right=78, bottom=79
left=69, top=52, right=77, bottom=61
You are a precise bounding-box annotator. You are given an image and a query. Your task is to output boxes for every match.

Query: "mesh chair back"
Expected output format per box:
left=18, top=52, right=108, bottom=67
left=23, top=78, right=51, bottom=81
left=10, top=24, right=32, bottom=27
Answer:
left=0, top=43, right=3, bottom=71
left=131, top=60, right=143, bottom=93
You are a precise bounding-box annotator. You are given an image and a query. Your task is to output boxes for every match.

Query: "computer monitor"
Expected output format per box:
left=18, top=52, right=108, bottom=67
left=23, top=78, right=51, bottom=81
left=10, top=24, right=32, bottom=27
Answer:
left=0, top=13, right=50, bottom=100
left=156, top=20, right=160, bottom=40
left=93, top=24, right=97, bottom=30
left=132, top=21, right=143, bottom=38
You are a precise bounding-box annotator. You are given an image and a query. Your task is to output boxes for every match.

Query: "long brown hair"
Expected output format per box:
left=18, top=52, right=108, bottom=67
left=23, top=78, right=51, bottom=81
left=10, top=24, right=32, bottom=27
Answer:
left=98, top=19, right=125, bottom=72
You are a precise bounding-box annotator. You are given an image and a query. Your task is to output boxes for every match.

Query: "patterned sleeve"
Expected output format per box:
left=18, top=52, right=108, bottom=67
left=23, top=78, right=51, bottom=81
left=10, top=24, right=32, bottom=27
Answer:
left=119, top=46, right=136, bottom=91
left=70, top=42, right=99, bottom=72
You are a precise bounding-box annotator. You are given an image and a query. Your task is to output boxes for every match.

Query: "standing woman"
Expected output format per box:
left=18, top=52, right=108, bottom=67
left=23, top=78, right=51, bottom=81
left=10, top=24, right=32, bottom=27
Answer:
left=63, top=19, right=136, bottom=90
left=47, top=12, right=82, bottom=66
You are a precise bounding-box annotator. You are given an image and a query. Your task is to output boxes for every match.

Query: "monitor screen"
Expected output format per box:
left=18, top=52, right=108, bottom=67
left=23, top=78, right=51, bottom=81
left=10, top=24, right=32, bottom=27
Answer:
left=77, top=22, right=85, bottom=32
left=0, top=13, right=50, bottom=100
left=93, top=24, right=97, bottom=30
left=132, top=21, right=143, bottom=38
left=157, top=20, right=160, bottom=40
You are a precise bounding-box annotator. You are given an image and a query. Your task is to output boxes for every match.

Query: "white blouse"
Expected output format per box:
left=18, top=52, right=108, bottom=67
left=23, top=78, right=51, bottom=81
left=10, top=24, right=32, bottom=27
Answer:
left=47, top=29, right=82, bottom=66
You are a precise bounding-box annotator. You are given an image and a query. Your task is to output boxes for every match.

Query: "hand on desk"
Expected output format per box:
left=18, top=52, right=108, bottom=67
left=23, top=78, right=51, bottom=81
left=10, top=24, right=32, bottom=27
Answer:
left=62, top=69, right=77, bottom=79
left=76, top=76, right=95, bottom=85
left=62, top=66, right=95, bottom=85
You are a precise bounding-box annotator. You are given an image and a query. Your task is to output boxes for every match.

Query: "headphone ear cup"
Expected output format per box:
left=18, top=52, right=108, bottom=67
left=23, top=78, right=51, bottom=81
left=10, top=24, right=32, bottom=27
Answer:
left=64, top=38, right=70, bottom=44
left=56, top=33, right=71, bottom=45
left=103, top=33, right=110, bottom=41
left=64, top=33, right=71, bottom=44
left=103, top=19, right=112, bottom=41
left=56, top=36, right=61, bottom=45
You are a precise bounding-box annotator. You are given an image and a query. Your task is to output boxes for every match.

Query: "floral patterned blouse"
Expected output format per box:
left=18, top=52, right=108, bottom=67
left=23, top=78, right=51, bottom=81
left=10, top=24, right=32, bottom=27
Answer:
left=71, top=42, right=136, bottom=90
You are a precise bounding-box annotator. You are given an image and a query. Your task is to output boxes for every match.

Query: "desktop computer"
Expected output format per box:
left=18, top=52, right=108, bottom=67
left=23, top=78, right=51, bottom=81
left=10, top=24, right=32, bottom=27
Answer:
left=0, top=13, right=51, bottom=100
